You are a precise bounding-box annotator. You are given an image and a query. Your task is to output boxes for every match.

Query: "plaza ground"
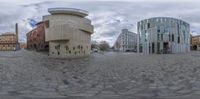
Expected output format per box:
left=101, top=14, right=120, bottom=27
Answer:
left=0, top=49, right=200, bottom=99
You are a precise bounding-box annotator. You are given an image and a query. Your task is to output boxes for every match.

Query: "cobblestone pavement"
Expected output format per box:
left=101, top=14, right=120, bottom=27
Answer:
left=0, top=49, right=200, bottom=99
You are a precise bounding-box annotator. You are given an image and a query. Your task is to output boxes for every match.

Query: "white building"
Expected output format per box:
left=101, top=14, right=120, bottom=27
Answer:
left=43, top=8, right=93, bottom=58
left=137, top=17, right=190, bottom=54
left=114, top=29, right=137, bottom=52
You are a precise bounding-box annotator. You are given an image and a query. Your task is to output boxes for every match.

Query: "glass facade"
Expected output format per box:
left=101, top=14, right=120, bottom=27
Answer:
left=137, top=17, right=190, bottom=54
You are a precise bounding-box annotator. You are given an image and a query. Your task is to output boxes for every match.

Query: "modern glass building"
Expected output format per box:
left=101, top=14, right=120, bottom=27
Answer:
left=137, top=17, right=190, bottom=54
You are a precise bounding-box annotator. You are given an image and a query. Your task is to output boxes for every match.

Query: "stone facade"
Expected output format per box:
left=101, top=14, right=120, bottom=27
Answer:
left=26, top=22, right=49, bottom=51
left=191, top=35, right=200, bottom=50
left=114, top=29, right=137, bottom=52
left=0, top=33, right=18, bottom=51
left=137, top=17, right=190, bottom=54
left=43, top=8, right=93, bottom=58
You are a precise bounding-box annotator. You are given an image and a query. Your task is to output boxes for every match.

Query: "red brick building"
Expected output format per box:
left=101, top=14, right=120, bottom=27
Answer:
left=26, top=22, right=49, bottom=51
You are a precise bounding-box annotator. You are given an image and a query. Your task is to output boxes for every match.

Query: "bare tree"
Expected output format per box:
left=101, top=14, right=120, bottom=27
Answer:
left=91, top=40, right=99, bottom=50
left=99, top=41, right=110, bottom=51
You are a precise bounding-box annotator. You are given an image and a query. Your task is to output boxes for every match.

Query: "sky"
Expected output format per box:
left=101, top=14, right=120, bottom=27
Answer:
left=0, top=0, right=200, bottom=46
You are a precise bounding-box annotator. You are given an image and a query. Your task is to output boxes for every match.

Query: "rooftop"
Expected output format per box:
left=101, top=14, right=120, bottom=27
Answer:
left=139, top=17, right=189, bottom=25
left=1, top=32, right=15, bottom=36
left=48, top=8, right=88, bottom=17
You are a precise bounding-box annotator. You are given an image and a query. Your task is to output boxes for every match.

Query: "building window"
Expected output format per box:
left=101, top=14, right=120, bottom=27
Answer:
left=178, top=37, right=180, bottom=43
left=147, top=23, right=150, bottom=28
left=69, top=50, right=71, bottom=53
left=80, top=46, right=83, bottom=50
left=161, top=34, right=163, bottom=41
left=157, top=42, right=160, bottom=53
left=55, top=45, right=60, bottom=50
left=165, top=27, right=169, bottom=33
left=152, top=42, right=155, bottom=53
left=149, top=43, right=151, bottom=53
left=45, top=20, right=49, bottom=28
left=157, top=26, right=160, bottom=33
left=77, top=45, right=80, bottom=49
left=65, top=45, right=69, bottom=50
left=169, top=34, right=171, bottom=41
left=157, top=29, right=160, bottom=33
left=73, top=47, right=75, bottom=50
left=172, top=34, right=174, bottom=42
left=177, top=25, right=180, bottom=35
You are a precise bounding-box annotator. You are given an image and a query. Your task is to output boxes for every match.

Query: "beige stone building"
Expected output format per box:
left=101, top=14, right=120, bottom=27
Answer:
left=0, top=23, right=19, bottom=51
left=43, top=8, right=93, bottom=58
left=191, top=35, right=200, bottom=50
left=0, top=33, right=18, bottom=51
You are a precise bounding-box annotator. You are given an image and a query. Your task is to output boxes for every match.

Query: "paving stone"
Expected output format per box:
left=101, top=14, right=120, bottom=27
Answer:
left=0, top=50, right=200, bottom=98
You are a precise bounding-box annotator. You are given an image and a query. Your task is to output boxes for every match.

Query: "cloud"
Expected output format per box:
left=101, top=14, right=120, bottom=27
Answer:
left=0, top=1, right=200, bottom=46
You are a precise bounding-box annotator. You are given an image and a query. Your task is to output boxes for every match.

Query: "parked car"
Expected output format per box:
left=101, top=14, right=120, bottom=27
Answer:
left=92, top=48, right=99, bottom=52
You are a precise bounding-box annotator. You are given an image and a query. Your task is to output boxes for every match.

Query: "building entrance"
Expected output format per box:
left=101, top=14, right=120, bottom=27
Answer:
left=193, top=45, right=197, bottom=50
left=163, top=42, right=169, bottom=54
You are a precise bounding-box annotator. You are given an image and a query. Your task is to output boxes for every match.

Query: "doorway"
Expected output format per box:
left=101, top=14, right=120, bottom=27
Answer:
left=152, top=42, right=155, bottom=53
left=163, top=42, right=169, bottom=54
left=193, top=45, right=197, bottom=50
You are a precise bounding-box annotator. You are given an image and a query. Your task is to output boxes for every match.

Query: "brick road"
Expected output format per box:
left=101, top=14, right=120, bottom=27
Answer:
left=0, top=50, right=200, bottom=99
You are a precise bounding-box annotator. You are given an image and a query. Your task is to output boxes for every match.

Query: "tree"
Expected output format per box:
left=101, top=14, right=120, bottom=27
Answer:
left=99, top=41, right=110, bottom=51
left=91, top=40, right=98, bottom=50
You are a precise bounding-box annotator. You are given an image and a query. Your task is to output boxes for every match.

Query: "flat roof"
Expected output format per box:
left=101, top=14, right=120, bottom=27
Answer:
left=138, top=17, right=190, bottom=26
left=1, top=33, right=15, bottom=36
left=48, top=8, right=88, bottom=17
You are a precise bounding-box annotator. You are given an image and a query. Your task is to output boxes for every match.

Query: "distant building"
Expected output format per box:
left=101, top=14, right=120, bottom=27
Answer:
left=114, top=29, right=137, bottom=52
left=26, top=22, right=49, bottom=51
left=0, top=23, right=20, bottom=51
left=43, top=8, right=93, bottom=58
left=0, top=33, right=19, bottom=51
left=191, top=35, right=200, bottom=50
left=137, top=17, right=190, bottom=54
left=20, top=42, right=27, bottom=49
